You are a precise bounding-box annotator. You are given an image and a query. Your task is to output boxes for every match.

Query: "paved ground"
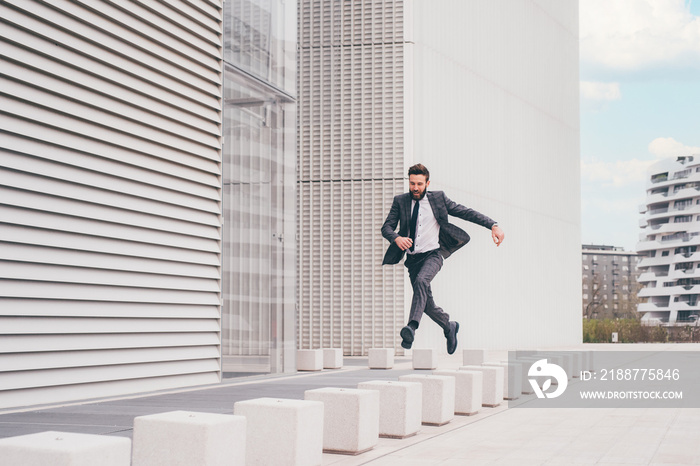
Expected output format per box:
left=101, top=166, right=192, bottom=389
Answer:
left=1, top=345, right=700, bottom=465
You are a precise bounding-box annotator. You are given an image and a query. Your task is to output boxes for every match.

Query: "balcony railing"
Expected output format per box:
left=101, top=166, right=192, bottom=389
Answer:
left=650, top=207, right=669, bottom=214
left=662, top=232, right=700, bottom=242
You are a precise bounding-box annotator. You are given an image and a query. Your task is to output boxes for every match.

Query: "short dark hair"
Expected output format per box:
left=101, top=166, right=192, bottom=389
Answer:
left=408, top=163, right=430, bottom=181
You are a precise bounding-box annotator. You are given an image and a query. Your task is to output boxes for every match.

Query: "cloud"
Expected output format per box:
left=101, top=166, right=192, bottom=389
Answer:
left=581, top=158, right=654, bottom=187
left=582, top=138, right=700, bottom=187
left=580, top=81, right=621, bottom=101
left=580, top=0, right=700, bottom=71
left=648, top=137, right=700, bottom=157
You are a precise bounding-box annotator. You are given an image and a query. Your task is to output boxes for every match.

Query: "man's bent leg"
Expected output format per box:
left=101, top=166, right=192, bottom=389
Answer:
left=424, top=297, right=450, bottom=331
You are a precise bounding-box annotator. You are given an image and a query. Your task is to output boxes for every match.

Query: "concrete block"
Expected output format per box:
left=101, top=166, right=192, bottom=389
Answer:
left=462, top=349, right=486, bottom=365
left=514, top=356, right=558, bottom=393
left=537, top=353, right=570, bottom=378
left=583, top=350, right=595, bottom=372
left=412, top=348, right=438, bottom=370
left=483, top=362, right=522, bottom=400
left=357, top=380, right=422, bottom=439
left=132, top=410, right=245, bottom=466
left=234, top=398, right=323, bottom=466
left=323, top=348, right=343, bottom=369
left=398, top=374, right=455, bottom=426
left=557, top=353, right=573, bottom=378
left=304, top=387, right=379, bottom=455
left=506, top=359, right=535, bottom=394
left=459, top=365, right=504, bottom=407
left=297, top=349, right=323, bottom=371
left=524, top=354, right=567, bottom=381
left=433, top=369, right=482, bottom=416
left=568, top=350, right=595, bottom=373
left=515, top=350, right=537, bottom=359
left=368, top=348, right=394, bottom=369
left=0, top=431, right=130, bottom=466
left=564, top=351, right=582, bottom=377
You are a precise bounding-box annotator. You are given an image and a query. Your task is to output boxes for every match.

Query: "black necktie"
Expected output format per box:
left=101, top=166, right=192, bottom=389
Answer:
left=409, top=199, right=420, bottom=252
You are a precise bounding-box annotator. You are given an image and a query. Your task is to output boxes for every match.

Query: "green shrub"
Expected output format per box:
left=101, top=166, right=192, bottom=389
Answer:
left=582, top=318, right=668, bottom=343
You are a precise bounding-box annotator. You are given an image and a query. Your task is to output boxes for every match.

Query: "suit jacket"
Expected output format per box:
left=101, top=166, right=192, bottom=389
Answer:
left=381, top=191, right=496, bottom=265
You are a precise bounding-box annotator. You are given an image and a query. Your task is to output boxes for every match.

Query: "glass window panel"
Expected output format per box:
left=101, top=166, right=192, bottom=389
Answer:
left=222, top=53, right=295, bottom=375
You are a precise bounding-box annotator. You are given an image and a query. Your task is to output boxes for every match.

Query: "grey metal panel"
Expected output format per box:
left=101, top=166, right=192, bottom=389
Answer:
left=119, top=0, right=222, bottom=49
left=0, top=373, right=221, bottom=410
left=0, top=169, right=220, bottom=228
left=0, top=5, right=221, bottom=117
left=0, top=120, right=222, bottom=189
left=0, top=317, right=220, bottom=335
left=1, top=281, right=221, bottom=305
left=1, top=262, right=220, bottom=292
left=0, top=243, right=220, bottom=279
left=0, top=94, right=219, bottom=168
left=0, top=332, right=221, bottom=353
left=1, top=359, right=222, bottom=391
left=1, top=151, right=220, bottom=213
left=1, top=36, right=220, bottom=127
left=0, top=346, right=221, bottom=373
left=0, top=0, right=223, bottom=408
left=42, top=1, right=221, bottom=79
left=0, top=222, right=220, bottom=265
left=0, top=199, right=218, bottom=252
left=0, top=70, right=219, bottom=150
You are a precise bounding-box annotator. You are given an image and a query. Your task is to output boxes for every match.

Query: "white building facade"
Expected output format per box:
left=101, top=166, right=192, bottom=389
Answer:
left=297, top=0, right=581, bottom=354
left=0, top=0, right=298, bottom=409
left=637, top=156, right=700, bottom=325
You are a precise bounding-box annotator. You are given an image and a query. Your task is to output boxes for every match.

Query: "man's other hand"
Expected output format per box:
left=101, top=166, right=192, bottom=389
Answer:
left=395, top=236, right=413, bottom=251
left=492, top=225, right=505, bottom=247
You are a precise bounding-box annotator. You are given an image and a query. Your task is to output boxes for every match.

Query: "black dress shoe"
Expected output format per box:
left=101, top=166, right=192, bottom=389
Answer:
left=400, top=325, right=415, bottom=349
left=445, top=321, right=459, bottom=355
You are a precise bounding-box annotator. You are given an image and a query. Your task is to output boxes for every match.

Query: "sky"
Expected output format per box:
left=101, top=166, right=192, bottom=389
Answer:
left=580, top=0, right=700, bottom=251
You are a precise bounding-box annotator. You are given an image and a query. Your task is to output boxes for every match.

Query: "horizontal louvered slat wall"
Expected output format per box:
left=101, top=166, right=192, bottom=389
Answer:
left=0, top=0, right=223, bottom=409
left=298, top=0, right=407, bottom=355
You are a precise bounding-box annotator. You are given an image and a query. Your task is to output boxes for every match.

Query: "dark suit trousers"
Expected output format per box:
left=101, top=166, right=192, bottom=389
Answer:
left=405, top=249, right=450, bottom=331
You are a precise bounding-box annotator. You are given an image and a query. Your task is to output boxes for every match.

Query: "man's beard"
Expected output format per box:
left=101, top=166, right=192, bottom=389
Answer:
left=411, top=187, right=427, bottom=200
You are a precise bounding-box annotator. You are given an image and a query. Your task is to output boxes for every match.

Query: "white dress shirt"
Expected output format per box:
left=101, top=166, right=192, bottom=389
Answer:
left=407, top=196, right=440, bottom=254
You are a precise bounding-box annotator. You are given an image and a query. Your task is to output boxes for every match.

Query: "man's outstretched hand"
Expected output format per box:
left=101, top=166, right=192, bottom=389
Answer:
left=492, top=225, right=505, bottom=247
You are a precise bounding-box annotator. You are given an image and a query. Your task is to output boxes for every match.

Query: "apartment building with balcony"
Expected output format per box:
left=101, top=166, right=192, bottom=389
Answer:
left=582, top=245, right=640, bottom=319
left=637, top=155, right=700, bottom=325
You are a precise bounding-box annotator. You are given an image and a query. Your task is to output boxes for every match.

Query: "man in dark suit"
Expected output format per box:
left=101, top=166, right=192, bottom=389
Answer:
left=381, top=163, right=504, bottom=354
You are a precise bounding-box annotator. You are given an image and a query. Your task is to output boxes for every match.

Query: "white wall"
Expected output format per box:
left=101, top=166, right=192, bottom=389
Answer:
left=0, top=1, right=223, bottom=408
left=406, top=0, right=581, bottom=350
